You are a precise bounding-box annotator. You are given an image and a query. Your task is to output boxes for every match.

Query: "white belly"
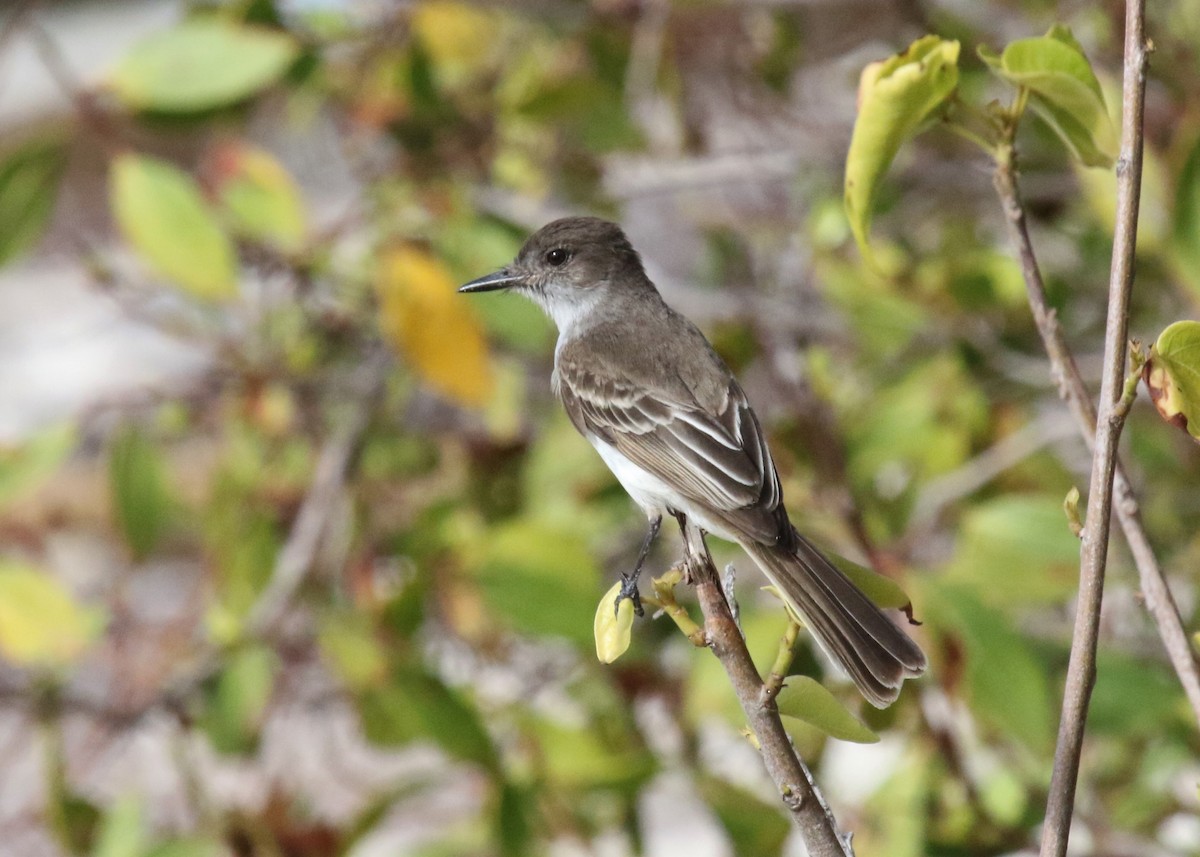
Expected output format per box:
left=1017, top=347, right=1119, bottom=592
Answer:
left=587, top=433, right=738, bottom=542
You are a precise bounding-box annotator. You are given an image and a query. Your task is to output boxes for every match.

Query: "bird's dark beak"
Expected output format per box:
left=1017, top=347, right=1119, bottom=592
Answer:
left=458, top=268, right=522, bottom=294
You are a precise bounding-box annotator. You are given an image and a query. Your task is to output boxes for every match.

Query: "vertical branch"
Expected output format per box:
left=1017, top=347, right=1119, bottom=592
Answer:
left=684, top=541, right=853, bottom=857
left=1040, top=4, right=1149, bottom=856
left=992, top=125, right=1200, bottom=736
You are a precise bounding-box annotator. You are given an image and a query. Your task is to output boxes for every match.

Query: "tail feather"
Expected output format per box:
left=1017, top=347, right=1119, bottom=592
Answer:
left=743, top=530, right=926, bottom=708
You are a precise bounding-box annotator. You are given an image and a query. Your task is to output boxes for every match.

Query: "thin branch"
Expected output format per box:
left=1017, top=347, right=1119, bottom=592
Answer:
left=683, top=536, right=854, bottom=857
left=993, top=159, right=1200, bottom=724
left=911, top=411, right=1078, bottom=525
left=1037, top=3, right=1151, bottom=855
left=0, top=0, right=40, bottom=56
left=990, top=48, right=1200, bottom=728
left=246, top=348, right=388, bottom=636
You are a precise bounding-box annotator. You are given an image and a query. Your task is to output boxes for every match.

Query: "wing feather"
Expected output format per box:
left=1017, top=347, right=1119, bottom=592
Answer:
left=557, top=359, right=788, bottom=545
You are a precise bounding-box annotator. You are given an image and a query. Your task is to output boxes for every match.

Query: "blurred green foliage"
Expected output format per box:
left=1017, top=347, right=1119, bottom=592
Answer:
left=2, top=1, right=1199, bottom=856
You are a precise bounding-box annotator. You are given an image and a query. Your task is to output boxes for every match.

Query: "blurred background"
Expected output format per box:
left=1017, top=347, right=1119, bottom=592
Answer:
left=1, top=0, right=1199, bottom=855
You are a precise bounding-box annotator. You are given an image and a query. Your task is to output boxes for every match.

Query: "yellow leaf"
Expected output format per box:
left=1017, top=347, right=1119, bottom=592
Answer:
left=0, top=562, right=103, bottom=667
left=377, top=246, right=493, bottom=407
left=411, top=1, right=497, bottom=75
left=594, top=581, right=635, bottom=664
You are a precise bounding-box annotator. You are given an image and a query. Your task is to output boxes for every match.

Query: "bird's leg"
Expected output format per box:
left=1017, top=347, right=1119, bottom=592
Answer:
left=617, top=514, right=661, bottom=617
left=672, top=511, right=711, bottom=585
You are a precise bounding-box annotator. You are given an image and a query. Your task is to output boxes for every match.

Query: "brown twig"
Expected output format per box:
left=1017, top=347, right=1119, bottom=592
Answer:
left=992, top=5, right=1157, bottom=855
left=246, top=348, right=388, bottom=635
left=993, top=150, right=1200, bottom=723
left=1039, top=5, right=1151, bottom=852
left=0, top=0, right=41, bottom=56
left=682, top=532, right=854, bottom=856
left=988, top=8, right=1197, bottom=851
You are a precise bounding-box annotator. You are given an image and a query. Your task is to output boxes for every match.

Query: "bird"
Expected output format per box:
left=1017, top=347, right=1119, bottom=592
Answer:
left=459, top=216, right=926, bottom=707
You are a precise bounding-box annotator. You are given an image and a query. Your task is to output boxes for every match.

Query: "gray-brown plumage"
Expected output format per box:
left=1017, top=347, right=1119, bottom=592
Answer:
left=460, top=216, right=926, bottom=707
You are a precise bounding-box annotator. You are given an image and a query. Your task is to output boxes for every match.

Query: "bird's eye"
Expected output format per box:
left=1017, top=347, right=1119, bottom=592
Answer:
left=545, top=248, right=568, bottom=267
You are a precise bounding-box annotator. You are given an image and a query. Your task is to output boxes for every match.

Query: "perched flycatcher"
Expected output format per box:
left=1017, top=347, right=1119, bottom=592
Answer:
left=460, top=217, right=925, bottom=707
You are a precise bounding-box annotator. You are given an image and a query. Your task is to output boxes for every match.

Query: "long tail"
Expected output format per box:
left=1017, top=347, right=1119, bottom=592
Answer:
left=742, top=530, right=926, bottom=708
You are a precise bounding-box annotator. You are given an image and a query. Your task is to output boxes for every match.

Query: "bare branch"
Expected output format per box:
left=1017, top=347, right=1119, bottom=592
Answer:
left=684, top=536, right=854, bottom=857
left=1039, top=5, right=1151, bottom=851
left=912, top=411, right=1078, bottom=525
left=246, top=347, right=389, bottom=636
left=993, top=157, right=1200, bottom=727
left=987, top=8, right=1197, bottom=852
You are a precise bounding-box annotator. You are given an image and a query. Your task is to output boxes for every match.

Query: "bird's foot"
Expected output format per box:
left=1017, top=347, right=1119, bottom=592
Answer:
left=615, top=572, right=645, bottom=618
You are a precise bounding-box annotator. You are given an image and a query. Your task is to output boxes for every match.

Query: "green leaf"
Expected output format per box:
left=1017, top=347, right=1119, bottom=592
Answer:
left=209, top=141, right=306, bottom=252
left=0, top=423, right=76, bottom=507
left=110, top=19, right=298, bottom=112
left=495, top=782, right=534, bottom=857
left=145, top=839, right=225, bottom=857
left=200, top=645, right=277, bottom=755
left=470, top=520, right=599, bottom=646
left=317, top=612, right=389, bottom=692
left=845, top=36, right=960, bottom=266
left=358, top=668, right=496, bottom=769
left=824, top=549, right=913, bottom=610
left=982, top=25, right=1116, bottom=167
left=1144, top=320, right=1200, bottom=442
left=110, top=154, right=237, bottom=300
left=1172, top=133, right=1200, bottom=293
left=594, top=580, right=635, bottom=664
left=109, top=425, right=173, bottom=559
left=93, top=796, right=145, bottom=857
left=775, top=676, right=880, bottom=743
left=944, top=495, right=1081, bottom=605
left=533, top=718, right=655, bottom=790
left=0, top=561, right=103, bottom=668
left=924, top=582, right=1053, bottom=749
left=699, top=776, right=791, bottom=857
left=848, top=355, right=989, bottom=494
left=1090, top=651, right=1186, bottom=737
left=0, top=139, right=67, bottom=267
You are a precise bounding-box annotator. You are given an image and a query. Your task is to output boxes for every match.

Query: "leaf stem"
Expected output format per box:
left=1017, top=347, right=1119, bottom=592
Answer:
left=762, top=618, right=802, bottom=703
left=645, top=571, right=708, bottom=647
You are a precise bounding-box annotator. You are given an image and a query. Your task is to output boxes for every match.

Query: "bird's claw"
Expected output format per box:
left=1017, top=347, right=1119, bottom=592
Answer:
left=616, top=572, right=645, bottom=618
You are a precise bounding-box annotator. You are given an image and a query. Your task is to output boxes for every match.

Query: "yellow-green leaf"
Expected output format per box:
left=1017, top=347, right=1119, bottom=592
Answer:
left=469, top=520, right=599, bottom=645
left=109, top=425, right=173, bottom=560
left=1144, top=320, right=1200, bottom=443
left=209, top=141, right=306, bottom=253
left=594, top=580, right=635, bottom=664
left=376, top=245, right=493, bottom=407
left=411, top=1, right=499, bottom=84
left=93, top=796, right=145, bottom=857
left=110, top=19, right=298, bottom=112
left=776, top=676, right=880, bottom=743
left=845, top=36, right=960, bottom=267
left=110, top=154, right=237, bottom=299
left=0, top=139, right=67, bottom=268
left=1171, top=133, right=1200, bottom=296
left=200, top=645, right=277, bottom=755
left=824, top=548, right=913, bottom=611
left=317, top=612, right=389, bottom=692
left=0, top=423, right=75, bottom=507
left=0, top=562, right=103, bottom=667
left=922, top=581, right=1053, bottom=749
left=981, top=25, right=1116, bottom=167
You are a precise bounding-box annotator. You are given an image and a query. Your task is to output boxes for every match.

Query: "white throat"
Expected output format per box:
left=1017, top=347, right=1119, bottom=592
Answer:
left=530, top=282, right=605, bottom=346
